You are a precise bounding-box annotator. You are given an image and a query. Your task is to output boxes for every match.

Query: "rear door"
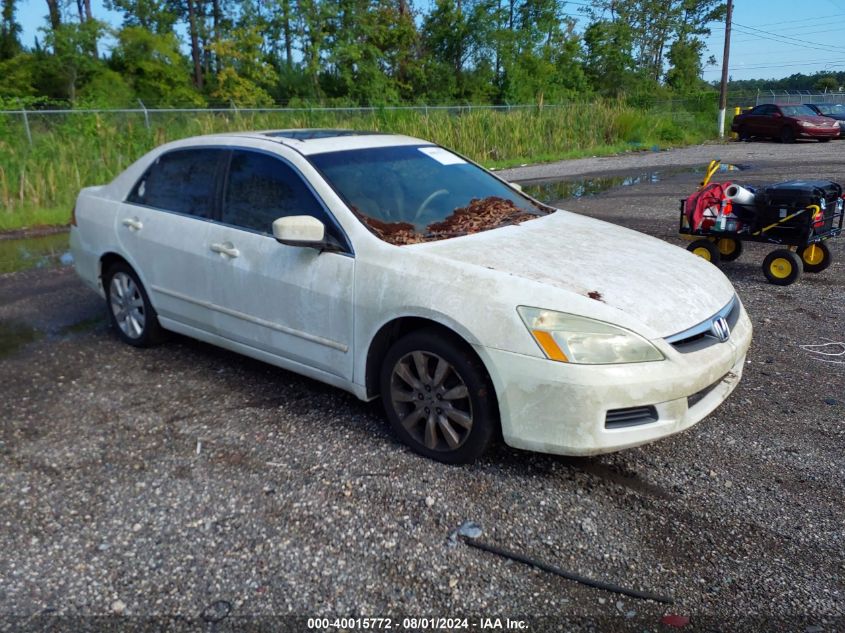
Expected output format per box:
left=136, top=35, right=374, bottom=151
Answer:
left=744, top=105, right=771, bottom=136
left=760, top=105, right=781, bottom=136
left=204, top=148, right=355, bottom=379
left=118, top=148, right=227, bottom=333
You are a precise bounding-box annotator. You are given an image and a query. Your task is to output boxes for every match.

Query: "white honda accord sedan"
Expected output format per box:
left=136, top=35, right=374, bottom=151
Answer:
left=70, top=129, right=752, bottom=463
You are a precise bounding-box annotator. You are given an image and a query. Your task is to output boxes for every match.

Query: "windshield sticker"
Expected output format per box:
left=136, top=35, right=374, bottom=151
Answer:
left=418, top=147, right=467, bottom=165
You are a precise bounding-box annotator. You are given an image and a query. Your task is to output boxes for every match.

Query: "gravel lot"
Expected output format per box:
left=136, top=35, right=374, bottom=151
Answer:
left=1, top=140, right=843, bottom=632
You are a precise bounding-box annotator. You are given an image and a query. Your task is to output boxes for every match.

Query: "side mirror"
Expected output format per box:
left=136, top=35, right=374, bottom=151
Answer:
left=272, top=215, right=327, bottom=249
left=772, top=112, right=782, bottom=118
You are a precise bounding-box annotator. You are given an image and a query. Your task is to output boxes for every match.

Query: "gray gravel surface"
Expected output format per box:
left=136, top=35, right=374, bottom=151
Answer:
left=1, top=140, right=843, bottom=632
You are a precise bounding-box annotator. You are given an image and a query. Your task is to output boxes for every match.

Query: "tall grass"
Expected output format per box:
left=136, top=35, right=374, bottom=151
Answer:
left=0, top=100, right=717, bottom=230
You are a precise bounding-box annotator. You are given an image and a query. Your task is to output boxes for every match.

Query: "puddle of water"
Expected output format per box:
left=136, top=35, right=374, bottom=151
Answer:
left=520, top=163, right=750, bottom=204
left=0, top=232, right=73, bottom=274
left=0, top=321, right=42, bottom=358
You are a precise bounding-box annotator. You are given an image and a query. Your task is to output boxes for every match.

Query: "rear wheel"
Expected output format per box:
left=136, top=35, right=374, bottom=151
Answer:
left=716, top=237, right=743, bottom=262
left=380, top=328, right=497, bottom=464
left=780, top=127, right=795, bottom=143
left=687, top=239, right=721, bottom=266
left=738, top=125, right=751, bottom=142
left=104, top=262, right=166, bottom=347
left=762, top=249, right=802, bottom=285
left=798, top=242, right=832, bottom=273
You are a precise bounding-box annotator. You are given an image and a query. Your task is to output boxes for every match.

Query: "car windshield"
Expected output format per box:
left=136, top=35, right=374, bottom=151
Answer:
left=780, top=105, right=817, bottom=117
left=813, top=104, right=845, bottom=115
left=309, top=145, right=550, bottom=245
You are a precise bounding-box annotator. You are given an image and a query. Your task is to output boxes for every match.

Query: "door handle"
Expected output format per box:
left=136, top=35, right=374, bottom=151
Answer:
left=122, top=217, right=143, bottom=231
left=210, top=242, right=240, bottom=258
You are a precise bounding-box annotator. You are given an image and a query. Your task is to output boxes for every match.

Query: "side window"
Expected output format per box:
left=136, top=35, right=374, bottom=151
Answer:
left=222, top=150, right=327, bottom=234
left=128, top=148, right=224, bottom=219
left=749, top=105, right=766, bottom=115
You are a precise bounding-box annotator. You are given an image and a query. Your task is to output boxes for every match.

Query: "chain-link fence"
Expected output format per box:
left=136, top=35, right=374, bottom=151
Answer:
left=754, top=90, right=845, bottom=106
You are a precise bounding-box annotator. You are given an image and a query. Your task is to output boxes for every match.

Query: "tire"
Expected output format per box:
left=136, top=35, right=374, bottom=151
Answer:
left=738, top=126, right=750, bottom=142
left=687, top=239, right=721, bottom=266
left=818, top=138, right=831, bottom=143
left=716, top=237, right=743, bottom=262
left=780, top=126, right=795, bottom=143
left=798, top=242, right=832, bottom=273
left=379, top=328, right=497, bottom=464
left=762, top=249, right=802, bottom=286
left=104, top=262, right=166, bottom=347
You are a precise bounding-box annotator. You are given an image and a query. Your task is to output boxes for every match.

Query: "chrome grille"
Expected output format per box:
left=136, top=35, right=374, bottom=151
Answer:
left=665, top=296, right=740, bottom=353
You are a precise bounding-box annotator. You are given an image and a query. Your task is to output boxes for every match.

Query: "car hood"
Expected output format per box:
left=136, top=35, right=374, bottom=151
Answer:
left=411, top=211, right=736, bottom=338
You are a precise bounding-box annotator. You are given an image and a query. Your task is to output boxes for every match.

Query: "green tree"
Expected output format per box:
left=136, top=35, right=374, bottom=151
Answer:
left=104, top=0, right=179, bottom=33
left=209, top=25, right=278, bottom=105
left=110, top=25, right=204, bottom=105
left=665, top=36, right=705, bottom=94
left=1, top=0, right=21, bottom=60
left=39, top=20, right=107, bottom=100
left=815, top=75, right=839, bottom=92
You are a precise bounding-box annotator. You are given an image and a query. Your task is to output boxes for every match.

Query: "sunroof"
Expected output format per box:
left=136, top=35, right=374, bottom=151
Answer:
left=263, top=129, right=380, bottom=140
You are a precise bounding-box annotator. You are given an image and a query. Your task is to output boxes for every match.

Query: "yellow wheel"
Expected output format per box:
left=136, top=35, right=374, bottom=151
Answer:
left=716, top=238, right=743, bottom=262
left=687, top=239, right=721, bottom=265
left=762, top=249, right=802, bottom=286
left=798, top=242, right=832, bottom=273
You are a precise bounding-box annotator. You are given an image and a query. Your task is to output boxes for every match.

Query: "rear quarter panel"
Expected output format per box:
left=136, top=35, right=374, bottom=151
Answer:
left=71, top=186, right=123, bottom=295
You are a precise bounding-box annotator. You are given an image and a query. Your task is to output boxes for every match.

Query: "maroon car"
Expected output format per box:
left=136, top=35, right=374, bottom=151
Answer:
left=731, top=103, right=840, bottom=143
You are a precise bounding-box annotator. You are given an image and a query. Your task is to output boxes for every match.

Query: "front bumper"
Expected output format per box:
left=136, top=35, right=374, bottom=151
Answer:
left=798, top=127, right=839, bottom=138
left=475, top=303, right=752, bottom=456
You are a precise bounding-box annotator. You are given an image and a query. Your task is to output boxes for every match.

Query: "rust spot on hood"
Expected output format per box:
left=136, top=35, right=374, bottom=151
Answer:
left=587, top=290, right=604, bottom=301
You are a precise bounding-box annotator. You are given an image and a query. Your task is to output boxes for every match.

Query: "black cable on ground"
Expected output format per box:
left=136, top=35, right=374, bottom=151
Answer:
left=463, top=537, right=674, bottom=605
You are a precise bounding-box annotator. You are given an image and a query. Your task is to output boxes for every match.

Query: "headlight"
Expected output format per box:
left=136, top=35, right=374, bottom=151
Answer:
left=798, top=121, right=813, bottom=127
left=517, top=306, right=664, bottom=365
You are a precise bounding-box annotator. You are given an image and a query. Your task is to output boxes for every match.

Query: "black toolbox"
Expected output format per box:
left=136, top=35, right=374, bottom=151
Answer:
left=753, top=180, right=842, bottom=236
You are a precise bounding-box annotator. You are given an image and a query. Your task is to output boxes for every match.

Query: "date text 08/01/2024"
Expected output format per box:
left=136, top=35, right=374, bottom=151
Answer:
left=307, top=617, right=529, bottom=630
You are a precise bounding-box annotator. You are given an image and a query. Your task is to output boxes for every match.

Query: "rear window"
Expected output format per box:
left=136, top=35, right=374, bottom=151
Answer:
left=128, top=148, right=225, bottom=218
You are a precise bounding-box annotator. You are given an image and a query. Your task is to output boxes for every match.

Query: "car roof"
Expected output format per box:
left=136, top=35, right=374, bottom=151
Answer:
left=176, top=129, right=433, bottom=155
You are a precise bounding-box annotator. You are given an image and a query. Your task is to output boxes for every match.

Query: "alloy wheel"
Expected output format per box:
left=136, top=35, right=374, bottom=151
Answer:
left=389, top=351, right=473, bottom=452
left=109, top=272, right=146, bottom=339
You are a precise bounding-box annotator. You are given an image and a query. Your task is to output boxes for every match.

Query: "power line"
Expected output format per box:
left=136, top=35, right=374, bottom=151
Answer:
left=730, top=23, right=845, bottom=54
left=702, top=58, right=845, bottom=73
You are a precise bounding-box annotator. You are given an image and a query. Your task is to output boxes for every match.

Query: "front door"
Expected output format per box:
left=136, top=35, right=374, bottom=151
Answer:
left=206, top=149, right=355, bottom=379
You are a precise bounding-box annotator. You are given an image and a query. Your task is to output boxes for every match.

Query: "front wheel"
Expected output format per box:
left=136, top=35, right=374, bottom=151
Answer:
left=762, top=249, right=802, bottom=285
left=380, top=329, right=497, bottom=464
left=798, top=242, right=832, bottom=273
left=104, top=262, right=166, bottom=347
left=780, top=127, right=795, bottom=143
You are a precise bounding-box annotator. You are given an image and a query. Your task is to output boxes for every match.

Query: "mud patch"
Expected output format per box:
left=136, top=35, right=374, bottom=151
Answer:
left=0, top=320, right=42, bottom=358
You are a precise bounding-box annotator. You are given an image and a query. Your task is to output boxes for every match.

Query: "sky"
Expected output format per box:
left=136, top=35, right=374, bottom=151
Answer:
left=14, top=0, right=845, bottom=84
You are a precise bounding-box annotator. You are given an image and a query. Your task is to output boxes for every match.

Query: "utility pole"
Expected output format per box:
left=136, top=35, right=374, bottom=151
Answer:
left=717, top=0, right=733, bottom=138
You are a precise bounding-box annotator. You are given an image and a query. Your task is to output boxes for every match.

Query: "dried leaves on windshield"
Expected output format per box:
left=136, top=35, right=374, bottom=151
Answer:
left=356, top=197, right=547, bottom=245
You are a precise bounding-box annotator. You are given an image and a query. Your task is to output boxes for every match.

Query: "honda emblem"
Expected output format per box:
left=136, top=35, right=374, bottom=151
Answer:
left=710, top=316, right=730, bottom=343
